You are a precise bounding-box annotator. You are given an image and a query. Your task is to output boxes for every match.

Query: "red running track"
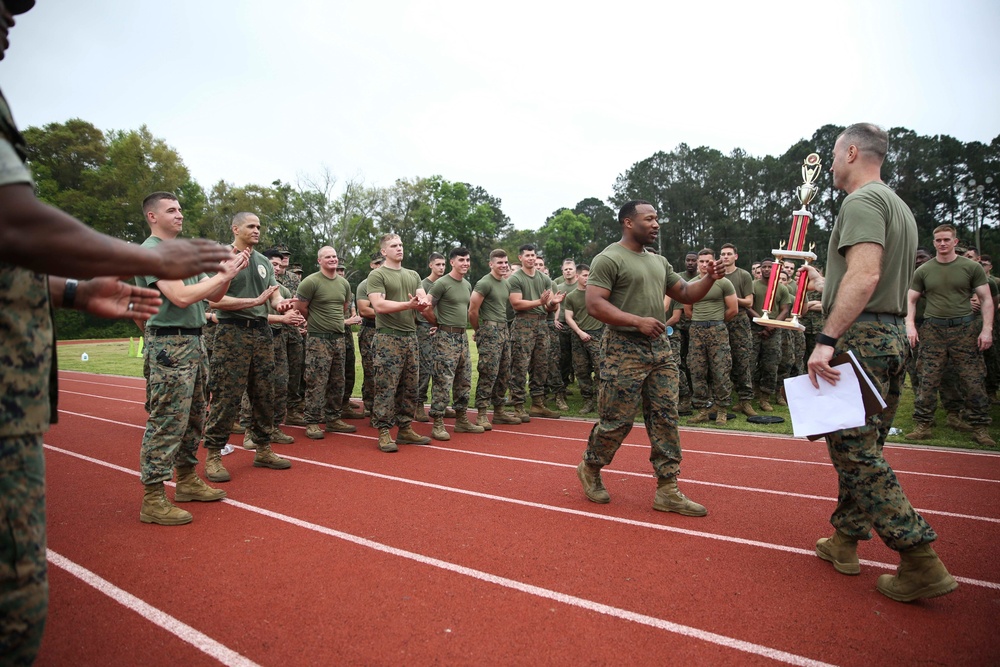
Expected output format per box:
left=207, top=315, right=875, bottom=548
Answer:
left=35, top=370, right=1000, bottom=666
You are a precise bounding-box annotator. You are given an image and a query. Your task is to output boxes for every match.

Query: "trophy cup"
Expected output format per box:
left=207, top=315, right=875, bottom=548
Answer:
left=752, top=153, right=822, bottom=331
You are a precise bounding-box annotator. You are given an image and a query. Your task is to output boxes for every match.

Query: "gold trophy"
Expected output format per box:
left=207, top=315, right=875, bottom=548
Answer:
left=753, top=153, right=822, bottom=331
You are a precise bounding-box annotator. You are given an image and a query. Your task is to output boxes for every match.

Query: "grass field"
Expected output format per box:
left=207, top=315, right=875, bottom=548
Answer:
left=57, top=335, right=1000, bottom=451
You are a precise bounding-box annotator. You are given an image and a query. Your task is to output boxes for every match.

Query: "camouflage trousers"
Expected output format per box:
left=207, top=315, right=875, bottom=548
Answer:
left=907, top=339, right=963, bottom=412
left=474, top=321, right=511, bottom=410
left=204, top=322, right=275, bottom=450
left=240, top=326, right=289, bottom=429
left=285, top=328, right=305, bottom=412
left=913, top=321, right=991, bottom=426
left=303, top=334, right=346, bottom=424
left=508, top=316, right=551, bottom=403
left=727, top=312, right=754, bottom=402
left=358, top=324, right=377, bottom=413
left=559, top=327, right=575, bottom=387
left=343, top=327, right=357, bottom=406
left=823, top=321, right=936, bottom=552
left=584, top=329, right=683, bottom=480
left=431, top=330, right=472, bottom=417
left=417, top=323, right=434, bottom=404
left=545, top=324, right=565, bottom=394
left=372, top=331, right=419, bottom=430
left=752, top=325, right=783, bottom=394
left=777, top=329, right=806, bottom=384
left=141, top=334, right=207, bottom=484
left=688, top=322, right=733, bottom=409
left=0, top=433, right=47, bottom=666
left=571, top=328, right=604, bottom=400
left=677, top=328, right=692, bottom=400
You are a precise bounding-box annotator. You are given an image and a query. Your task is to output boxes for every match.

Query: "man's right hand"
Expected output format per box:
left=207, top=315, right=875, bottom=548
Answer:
left=154, top=239, right=234, bottom=279
left=252, top=285, right=280, bottom=307
left=636, top=317, right=666, bottom=338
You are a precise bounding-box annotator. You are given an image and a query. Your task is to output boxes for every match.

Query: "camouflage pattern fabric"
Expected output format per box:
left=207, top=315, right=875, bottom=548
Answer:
left=204, top=324, right=275, bottom=449
left=0, top=433, right=47, bottom=666
left=372, top=332, right=419, bottom=429
left=358, top=325, right=377, bottom=414
left=677, top=327, right=692, bottom=401
left=777, top=329, right=806, bottom=385
left=913, top=321, right=991, bottom=426
left=508, top=317, right=551, bottom=402
left=240, top=326, right=289, bottom=428
left=688, top=323, right=733, bottom=409
left=303, top=335, right=346, bottom=424
left=430, top=330, right=472, bottom=417
left=558, top=327, right=575, bottom=387
left=824, top=321, right=937, bottom=551
left=545, top=323, right=565, bottom=395
left=726, top=312, right=754, bottom=402
left=140, top=334, right=207, bottom=484
left=752, top=324, right=783, bottom=394
left=583, top=330, right=683, bottom=480
left=342, top=327, right=357, bottom=405
left=417, top=323, right=434, bottom=405
left=285, top=328, right=305, bottom=413
left=571, top=329, right=603, bottom=400
left=474, top=323, right=511, bottom=410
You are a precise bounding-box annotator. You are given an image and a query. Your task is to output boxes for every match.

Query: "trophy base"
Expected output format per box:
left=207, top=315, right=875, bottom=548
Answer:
left=770, top=250, right=818, bottom=261
left=753, top=315, right=806, bottom=332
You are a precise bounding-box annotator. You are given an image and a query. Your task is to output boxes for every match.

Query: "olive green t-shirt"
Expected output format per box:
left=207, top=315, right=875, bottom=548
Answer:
left=297, top=271, right=351, bottom=334
left=725, top=267, right=754, bottom=313
left=137, top=235, right=208, bottom=329
left=416, top=276, right=436, bottom=324
left=822, top=181, right=917, bottom=317
left=587, top=243, right=681, bottom=332
left=507, top=269, right=552, bottom=316
left=366, top=265, right=422, bottom=332
left=752, top=279, right=790, bottom=318
left=556, top=280, right=578, bottom=322
left=801, top=290, right=825, bottom=333
left=217, top=248, right=278, bottom=322
left=910, top=256, right=987, bottom=319
left=430, top=274, right=472, bottom=328
left=473, top=273, right=510, bottom=324
left=690, top=276, right=735, bottom=321
left=563, top=288, right=603, bottom=332
left=268, top=284, right=293, bottom=331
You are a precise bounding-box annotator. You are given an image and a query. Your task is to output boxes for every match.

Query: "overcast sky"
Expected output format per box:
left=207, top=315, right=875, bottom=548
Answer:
left=2, top=0, right=998, bottom=229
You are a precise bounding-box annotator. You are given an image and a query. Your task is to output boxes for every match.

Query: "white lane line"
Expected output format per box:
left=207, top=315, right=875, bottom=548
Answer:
left=61, top=390, right=145, bottom=405
left=43, top=443, right=1000, bottom=592
left=47, top=550, right=261, bottom=667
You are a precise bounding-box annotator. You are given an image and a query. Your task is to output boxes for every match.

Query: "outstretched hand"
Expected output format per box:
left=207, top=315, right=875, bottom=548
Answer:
left=77, top=278, right=162, bottom=320
left=154, top=239, right=234, bottom=280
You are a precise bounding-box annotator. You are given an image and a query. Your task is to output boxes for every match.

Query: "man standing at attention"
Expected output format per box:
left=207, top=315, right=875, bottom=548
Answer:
left=719, top=243, right=758, bottom=417
left=367, top=234, right=433, bottom=452
left=295, top=246, right=358, bottom=440
left=551, top=258, right=579, bottom=410
left=356, top=253, right=384, bottom=417
left=415, top=252, right=447, bottom=422
left=807, top=123, right=957, bottom=602
left=563, top=264, right=604, bottom=414
left=904, top=224, right=994, bottom=446
left=576, top=201, right=723, bottom=516
left=751, top=259, right=790, bottom=411
left=685, top=249, right=737, bottom=426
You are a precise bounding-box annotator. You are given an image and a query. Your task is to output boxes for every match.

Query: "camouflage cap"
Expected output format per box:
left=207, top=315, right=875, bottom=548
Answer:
left=369, top=250, right=385, bottom=264
left=7, top=0, right=35, bottom=14
left=265, top=245, right=291, bottom=256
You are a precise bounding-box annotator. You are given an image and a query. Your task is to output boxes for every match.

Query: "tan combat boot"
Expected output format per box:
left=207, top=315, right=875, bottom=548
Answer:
left=431, top=417, right=451, bottom=441
left=397, top=424, right=431, bottom=445
left=325, top=419, right=357, bottom=433
left=815, top=529, right=860, bottom=575
left=253, top=444, right=292, bottom=470
left=174, top=466, right=227, bottom=503
left=230, top=422, right=246, bottom=434
left=577, top=461, right=610, bottom=504
left=579, top=399, right=595, bottom=415
left=529, top=395, right=560, bottom=418
left=492, top=406, right=522, bottom=425
left=946, top=412, right=973, bottom=432
left=140, top=483, right=193, bottom=525
left=204, top=448, right=230, bottom=483
left=455, top=410, right=485, bottom=434
left=511, top=403, right=531, bottom=423
left=270, top=427, right=295, bottom=444
left=242, top=432, right=256, bottom=450
left=715, top=409, right=727, bottom=426
left=474, top=412, right=493, bottom=431
left=378, top=428, right=398, bottom=453
left=688, top=408, right=711, bottom=424
left=970, top=426, right=996, bottom=447
left=736, top=400, right=758, bottom=417
left=876, top=543, right=958, bottom=602
left=413, top=404, right=430, bottom=422
left=284, top=410, right=308, bottom=426
left=905, top=422, right=933, bottom=440
left=775, top=386, right=788, bottom=407
left=444, top=407, right=457, bottom=419
left=555, top=392, right=570, bottom=411
left=341, top=403, right=366, bottom=419
left=653, top=478, right=707, bottom=516
left=757, top=390, right=773, bottom=412
left=305, top=424, right=325, bottom=440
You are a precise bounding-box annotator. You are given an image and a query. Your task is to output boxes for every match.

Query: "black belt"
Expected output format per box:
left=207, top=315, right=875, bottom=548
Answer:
left=309, top=332, right=345, bottom=338
left=218, top=318, right=268, bottom=329
left=855, top=312, right=904, bottom=325
left=690, top=320, right=724, bottom=327
left=377, top=327, right=416, bottom=337
left=362, top=319, right=376, bottom=328
left=923, top=314, right=975, bottom=327
left=583, top=328, right=604, bottom=335
left=147, top=327, right=202, bottom=336
left=437, top=325, right=466, bottom=334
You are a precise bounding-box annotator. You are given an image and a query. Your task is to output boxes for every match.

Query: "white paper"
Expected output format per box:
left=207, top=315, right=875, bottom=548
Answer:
left=784, top=362, right=867, bottom=438
left=846, top=350, right=887, bottom=409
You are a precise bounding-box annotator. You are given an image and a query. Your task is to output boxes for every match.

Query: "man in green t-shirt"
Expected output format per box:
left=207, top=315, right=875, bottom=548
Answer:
left=355, top=253, right=384, bottom=418
left=684, top=249, right=737, bottom=426
left=576, top=201, right=724, bottom=517
left=905, top=224, right=994, bottom=446
left=551, top=258, right=579, bottom=409
left=563, top=264, right=604, bottom=414
left=425, top=247, right=485, bottom=440
left=295, top=246, right=358, bottom=440
left=720, top=243, right=758, bottom=417
left=751, top=259, right=790, bottom=411
left=807, top=123, right=956, bottom=602
left=416, top=252, right=447, bottom=422
left=272, top=246, right=306, bottom=421
left=776, top=268, right=805, bottom=406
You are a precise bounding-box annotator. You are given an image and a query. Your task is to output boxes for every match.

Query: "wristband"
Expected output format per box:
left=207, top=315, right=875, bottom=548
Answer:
left=815, top=332, right=838, bottom=347
left=63, top=279, right=79, bottom=309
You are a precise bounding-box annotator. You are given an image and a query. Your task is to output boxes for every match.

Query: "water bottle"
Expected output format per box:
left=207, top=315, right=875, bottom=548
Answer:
left=221, top=444, right=235, bottom=456
left=81, top=353, right=89, bottom=361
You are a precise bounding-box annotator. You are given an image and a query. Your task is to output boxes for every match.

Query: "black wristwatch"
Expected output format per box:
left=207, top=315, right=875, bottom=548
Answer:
left=815, top=332, right=838, bottom=347
left=63, top=279, right=79, bottom=309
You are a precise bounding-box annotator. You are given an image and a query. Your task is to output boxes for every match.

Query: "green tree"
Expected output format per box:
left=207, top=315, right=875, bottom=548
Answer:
left=537, top=208, right=591, bottom=268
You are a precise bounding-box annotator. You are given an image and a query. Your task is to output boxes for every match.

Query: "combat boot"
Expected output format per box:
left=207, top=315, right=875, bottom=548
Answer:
left=253, top=444, right=292, bottom=470
left=677, top=396, right=693, bottom=415
left=341, top=403, right=366, bottom=419
left=577, top=461, right=610, bottom=504
left=946, top=412, right=974, bottom=432
left=905, top=422, right=933, bottom=440
left=492, top=407, right=522, bottom=425
left=455, top=410, right=485, bottom=434
left=815, top=529, right=860, bottom=575
left=579, top=399, right=595, bottom=415
left=444, top=407, right=457, bottom=419
left=204, top=448, right=230, bottom=483
left=431, top=417, right=451, bottom=441
left=757, top=390, right=773, bottom=412
left=284, top=411, right=308, bottom=426
left=555, top=392, right=570, bottom=411
left=529, top=396, right=561, bottom=418
left=511, top=403, right=531, bottom=423
left=174, top=466, right=227, bottom=503
left=305, top=424, right=325, bottom=440
left=736, top=400, right=758, bottom=417
left=325, top=419, right=357, bottom=433
left=140, top=483, right=193, bottom=525
left=474, top=412, right=493, bottom=431
left=242, top=432, right=256, bottom=450
left=653, top=478, right=707, bottom=516
left=270, top=427, right=295, bottom=444
left=397, top=425, right=431, bottom=445
left=715, top=410, right=727, bottom=426
left=688, top=408, right=711, bottom=424
left=775, top=386, right=788, bottom=407
left=970, top=426, right=996, bottom=447
left=378, top=428, right=398, bottom=453
left=413, top=404, right=430, bottom=422
left=876, top=543, right=958, bottom=602
left=230, top=421, right=246, bottom=434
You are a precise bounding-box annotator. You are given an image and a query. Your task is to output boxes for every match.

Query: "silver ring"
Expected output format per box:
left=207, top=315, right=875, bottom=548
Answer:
left=127, top=302, right=134, bottom=311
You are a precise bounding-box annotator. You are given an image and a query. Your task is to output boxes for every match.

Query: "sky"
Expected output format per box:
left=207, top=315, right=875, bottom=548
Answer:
left=2, top=0, right=999, bottom=230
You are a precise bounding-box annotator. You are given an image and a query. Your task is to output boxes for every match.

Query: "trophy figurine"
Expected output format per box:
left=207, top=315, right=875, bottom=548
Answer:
left=753, top=153, right=822, bottom=331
